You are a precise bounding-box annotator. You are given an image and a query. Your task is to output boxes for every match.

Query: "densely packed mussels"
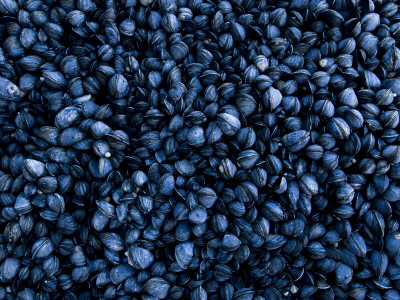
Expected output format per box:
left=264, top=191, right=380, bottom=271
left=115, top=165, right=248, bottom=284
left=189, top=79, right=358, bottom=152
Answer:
left=1, top=0, right=400, bottom=299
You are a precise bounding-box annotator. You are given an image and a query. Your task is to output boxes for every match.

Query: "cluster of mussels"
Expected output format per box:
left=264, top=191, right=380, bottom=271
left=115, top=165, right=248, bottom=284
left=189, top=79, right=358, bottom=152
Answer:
left=1, top=0, right=400, bottom=299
